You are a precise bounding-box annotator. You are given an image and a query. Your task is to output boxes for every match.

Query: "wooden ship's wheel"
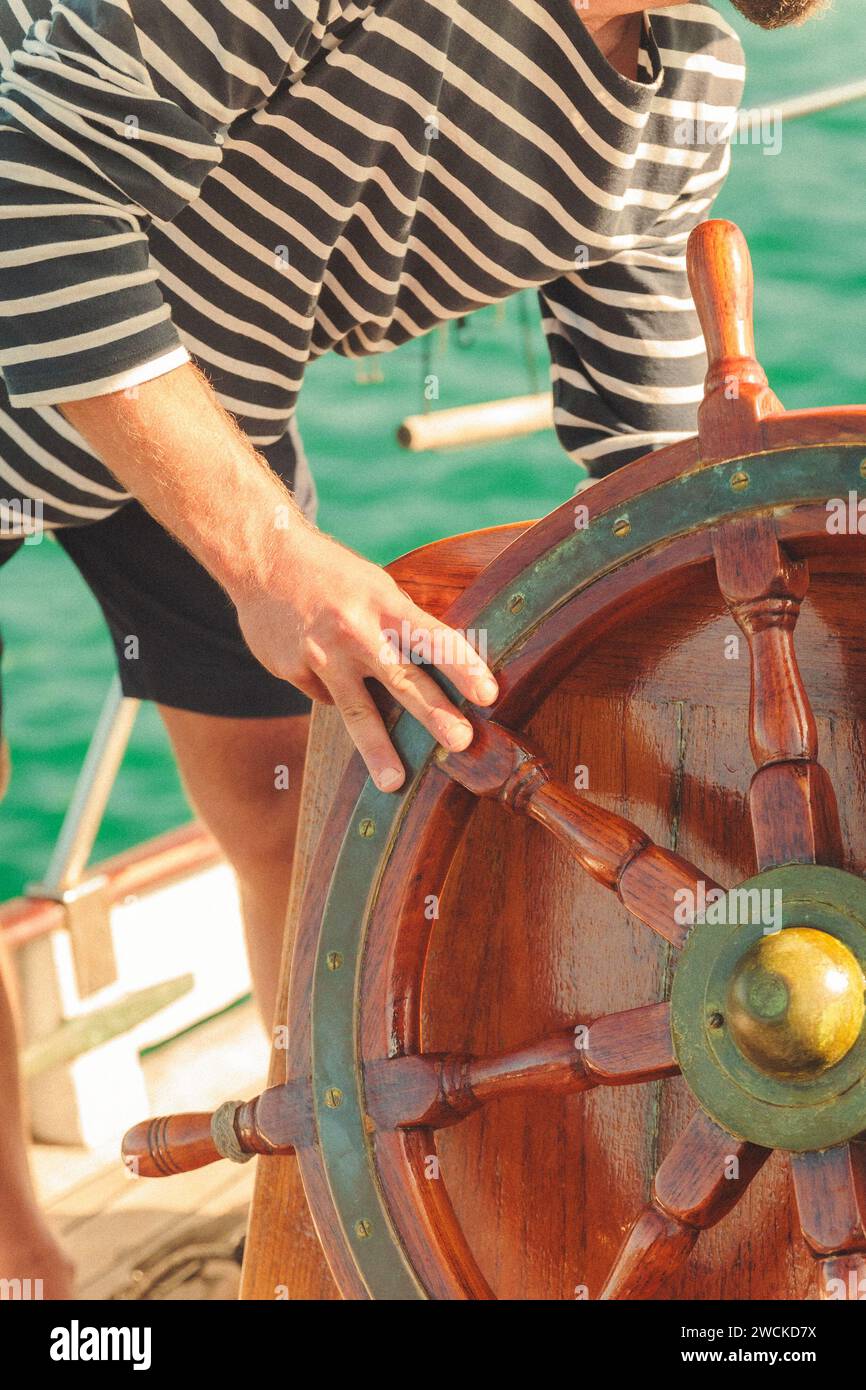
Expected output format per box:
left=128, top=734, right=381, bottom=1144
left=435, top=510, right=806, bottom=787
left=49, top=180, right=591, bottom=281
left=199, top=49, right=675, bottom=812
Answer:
left=124, top=221, right=866, bottom=1300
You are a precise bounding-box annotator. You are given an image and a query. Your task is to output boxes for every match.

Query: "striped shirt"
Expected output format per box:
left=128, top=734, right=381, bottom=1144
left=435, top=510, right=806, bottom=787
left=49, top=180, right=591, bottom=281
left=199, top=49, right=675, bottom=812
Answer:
left=0, top=0, right=746, bottom=533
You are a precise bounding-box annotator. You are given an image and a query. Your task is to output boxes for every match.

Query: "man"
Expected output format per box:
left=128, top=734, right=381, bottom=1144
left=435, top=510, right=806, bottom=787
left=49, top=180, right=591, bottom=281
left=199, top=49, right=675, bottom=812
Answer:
left=0, top=0, right=824, bottom=1295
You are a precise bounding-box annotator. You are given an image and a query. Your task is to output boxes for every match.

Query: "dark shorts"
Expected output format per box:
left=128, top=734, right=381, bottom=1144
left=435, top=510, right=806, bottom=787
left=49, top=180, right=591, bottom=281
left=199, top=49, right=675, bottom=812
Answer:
left=0, top=421, right=316, bottom=719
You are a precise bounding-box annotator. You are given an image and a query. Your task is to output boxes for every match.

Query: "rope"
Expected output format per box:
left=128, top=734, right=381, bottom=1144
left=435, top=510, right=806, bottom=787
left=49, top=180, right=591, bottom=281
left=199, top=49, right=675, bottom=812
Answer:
left=738, top=77, right=866, bottom=134
left=210, top=1101, right=253, bottom=1165
left=114, top=1243, right=242, bottom=1301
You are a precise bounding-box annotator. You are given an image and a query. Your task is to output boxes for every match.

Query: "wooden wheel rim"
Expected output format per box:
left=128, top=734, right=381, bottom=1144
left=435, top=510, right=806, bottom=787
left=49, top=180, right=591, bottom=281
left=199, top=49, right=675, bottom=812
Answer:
left=294, top=436, right=866, bottom=1299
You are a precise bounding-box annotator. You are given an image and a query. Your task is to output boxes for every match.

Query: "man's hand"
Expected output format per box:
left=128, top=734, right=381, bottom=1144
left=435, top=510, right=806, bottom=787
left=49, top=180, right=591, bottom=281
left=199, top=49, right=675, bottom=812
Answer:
left=61, top=362, right=497, bottom=789
left=234, top=527, right=497, bottom=791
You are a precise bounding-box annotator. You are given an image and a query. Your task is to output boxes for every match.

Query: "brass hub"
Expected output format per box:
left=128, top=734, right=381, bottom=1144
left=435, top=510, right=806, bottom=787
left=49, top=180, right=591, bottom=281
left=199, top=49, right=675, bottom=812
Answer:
left=725, top=927, right=865, bottom=1080
left=670, top=866, right=866, bottom=1151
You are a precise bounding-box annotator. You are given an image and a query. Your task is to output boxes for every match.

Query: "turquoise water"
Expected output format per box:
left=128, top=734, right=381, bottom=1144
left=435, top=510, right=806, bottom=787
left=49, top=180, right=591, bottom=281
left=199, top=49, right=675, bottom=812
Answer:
left=1, top=0, right=864, bottom=897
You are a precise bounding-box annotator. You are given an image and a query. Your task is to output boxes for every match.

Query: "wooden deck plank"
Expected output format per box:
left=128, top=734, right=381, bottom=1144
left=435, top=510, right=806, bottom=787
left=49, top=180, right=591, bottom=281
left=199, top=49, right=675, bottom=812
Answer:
left=30, top=1000, right=268, bottom=1299
left=80, top=1163, right=257, bottom=1300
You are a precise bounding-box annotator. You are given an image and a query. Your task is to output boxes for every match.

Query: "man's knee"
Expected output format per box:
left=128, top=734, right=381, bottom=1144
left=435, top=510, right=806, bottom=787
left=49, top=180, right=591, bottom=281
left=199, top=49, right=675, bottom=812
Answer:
left=159, top=707, right=309, bottom=880
left=220, top=780, right=302, bottom=883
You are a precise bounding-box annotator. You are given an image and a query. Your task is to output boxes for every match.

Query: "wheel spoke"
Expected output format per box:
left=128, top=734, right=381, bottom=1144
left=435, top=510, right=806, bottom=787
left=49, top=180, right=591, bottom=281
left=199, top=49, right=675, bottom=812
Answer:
left=121, top=1082, right=309, bottom=1177
left=583, top=1001, right=677, bottom=1086
left=791, top=1144, right=866, bottom=1300
left=364, top=1002, right=677, bottom=1131
left=600, top=1110, right=770, bottom=1299
left=816, top=1255, right=866, bottom=1302
left=713, top=515, right=843, bottom=870
left=435, top=720, right=722, bottom=947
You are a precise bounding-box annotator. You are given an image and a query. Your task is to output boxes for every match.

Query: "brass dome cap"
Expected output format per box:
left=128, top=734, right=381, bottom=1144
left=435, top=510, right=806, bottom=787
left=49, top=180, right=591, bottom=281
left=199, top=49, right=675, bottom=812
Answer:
left=725, top=928, right=866, bottom=1080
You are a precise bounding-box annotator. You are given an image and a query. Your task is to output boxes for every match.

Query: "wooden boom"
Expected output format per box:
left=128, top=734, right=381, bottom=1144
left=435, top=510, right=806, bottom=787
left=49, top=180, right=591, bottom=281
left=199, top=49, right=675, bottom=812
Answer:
left=398, top=391, right=552, bottom=451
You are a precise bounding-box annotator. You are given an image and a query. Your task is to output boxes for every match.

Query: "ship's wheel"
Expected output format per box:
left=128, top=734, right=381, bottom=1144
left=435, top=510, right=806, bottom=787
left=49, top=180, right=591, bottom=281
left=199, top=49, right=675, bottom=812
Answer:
left=124, top=221, right=866, bottom=1300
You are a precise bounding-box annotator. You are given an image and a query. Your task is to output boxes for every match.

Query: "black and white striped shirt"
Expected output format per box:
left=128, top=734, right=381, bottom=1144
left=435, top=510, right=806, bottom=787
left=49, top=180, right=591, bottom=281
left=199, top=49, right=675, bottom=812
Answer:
left=0, top=0, right=745, bottom=531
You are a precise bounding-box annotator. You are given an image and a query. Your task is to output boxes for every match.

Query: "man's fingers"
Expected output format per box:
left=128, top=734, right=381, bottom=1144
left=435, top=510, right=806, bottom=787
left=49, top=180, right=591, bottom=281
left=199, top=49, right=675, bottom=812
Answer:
left=292, top=670, right=332, bottom=704
left=325, top=674, right=406, bottom=792
left=297, top=587, right=500, bottom=786
left=402, top=604, right=498, bottom=707
left=372, top=643, right=477, bottom=753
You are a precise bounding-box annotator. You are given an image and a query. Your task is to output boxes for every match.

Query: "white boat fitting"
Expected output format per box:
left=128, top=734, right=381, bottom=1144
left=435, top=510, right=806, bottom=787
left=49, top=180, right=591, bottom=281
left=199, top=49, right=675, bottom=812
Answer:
left=0, top=678, right=251, bottom=1149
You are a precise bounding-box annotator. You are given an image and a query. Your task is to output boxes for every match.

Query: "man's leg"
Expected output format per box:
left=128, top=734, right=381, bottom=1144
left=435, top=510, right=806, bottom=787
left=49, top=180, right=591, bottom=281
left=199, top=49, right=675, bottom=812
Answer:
left=157, top=707, right=310, bottom=1034
left=0, top=626, right=74, bottom=1295
left=0, top=709, right=307, bottom=1298
left=0, top=941, right=75, bottom=1298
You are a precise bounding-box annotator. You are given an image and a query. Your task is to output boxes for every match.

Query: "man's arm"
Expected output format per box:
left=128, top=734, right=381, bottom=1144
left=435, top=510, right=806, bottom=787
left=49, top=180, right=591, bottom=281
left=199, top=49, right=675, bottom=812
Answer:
left=62, top=366, right=498, bottom=791
left=0, top=1, right=497, bottom=782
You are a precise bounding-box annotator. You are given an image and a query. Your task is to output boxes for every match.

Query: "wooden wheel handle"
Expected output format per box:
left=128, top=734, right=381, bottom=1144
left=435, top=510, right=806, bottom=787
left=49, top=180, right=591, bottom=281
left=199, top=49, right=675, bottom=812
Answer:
left=122, top=1083, right=306, bottom=1177
left=686, top=218, right=784, bottom=462
left=122, top=1110, right=230, bottom=1177
left=688, top=219, right=763, bottom=389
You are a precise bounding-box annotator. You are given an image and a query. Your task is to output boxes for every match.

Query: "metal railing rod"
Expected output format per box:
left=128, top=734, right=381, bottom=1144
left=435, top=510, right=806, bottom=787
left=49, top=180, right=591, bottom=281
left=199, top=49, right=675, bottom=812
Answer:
left=39, top=678, right=140, bottom=894
left=738, top=77, right=866, bottom=135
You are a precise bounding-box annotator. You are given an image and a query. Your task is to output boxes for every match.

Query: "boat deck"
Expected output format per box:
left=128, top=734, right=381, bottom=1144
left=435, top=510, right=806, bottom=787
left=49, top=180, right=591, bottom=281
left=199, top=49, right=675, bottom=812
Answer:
left=30, top=1000, right=268, bottom=1300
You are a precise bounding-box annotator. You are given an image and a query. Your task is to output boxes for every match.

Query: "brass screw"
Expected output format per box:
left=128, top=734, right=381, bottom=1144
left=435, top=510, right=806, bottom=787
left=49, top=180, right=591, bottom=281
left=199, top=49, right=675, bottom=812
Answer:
left=324, top=1087, right=343, bottom=1108
left=325, top=951, right=343, bottom=971
left=508, top=593, right=525, bottom=615
left=859, top=458, right=866, bottom=479
left=355, top=1218, right=373, bottom=1240
left=358, top=818, right=375, bottom=838
left=730, top=470, right=750, bottom=492
left=612, top=516, right=631, bottom=539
